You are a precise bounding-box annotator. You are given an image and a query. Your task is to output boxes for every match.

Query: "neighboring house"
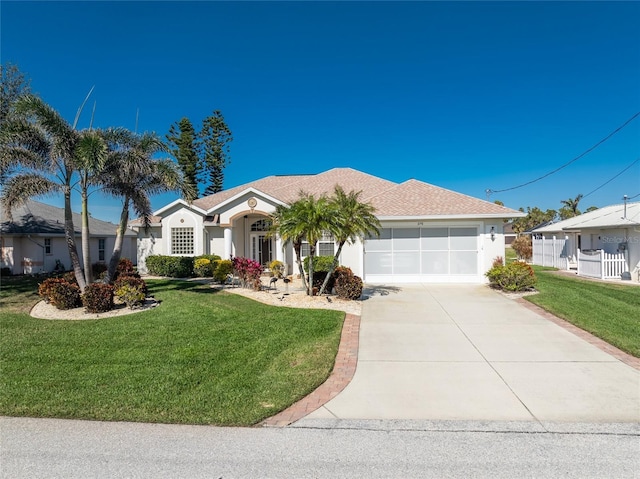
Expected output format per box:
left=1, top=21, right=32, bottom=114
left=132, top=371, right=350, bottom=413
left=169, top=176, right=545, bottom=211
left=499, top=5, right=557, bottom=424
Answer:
left=531, top=201, right=640, bottom=281
left=1, top=199, right=136, bottom=275
left=130, top=168, right=522, bottom=284
left=503, top=221, right=517, bottom=246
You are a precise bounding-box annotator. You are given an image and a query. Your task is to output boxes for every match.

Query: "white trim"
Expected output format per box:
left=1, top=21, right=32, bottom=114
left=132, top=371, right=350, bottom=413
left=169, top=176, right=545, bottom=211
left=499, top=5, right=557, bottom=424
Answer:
left=206, top=187, right=288, bottom=214
left=153, top=198, right=207, bottom=217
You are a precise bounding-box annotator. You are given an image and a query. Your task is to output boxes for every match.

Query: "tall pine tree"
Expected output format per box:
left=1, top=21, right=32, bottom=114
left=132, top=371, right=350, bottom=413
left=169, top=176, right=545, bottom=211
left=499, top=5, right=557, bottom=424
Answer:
left=200, top=110, right=232, bottom=195
left=166, top=118, right=199, bottom=199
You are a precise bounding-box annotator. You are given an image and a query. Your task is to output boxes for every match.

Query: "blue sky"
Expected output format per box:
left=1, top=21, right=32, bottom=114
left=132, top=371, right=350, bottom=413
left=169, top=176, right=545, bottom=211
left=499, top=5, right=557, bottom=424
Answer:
left=2, top=1, right=639, bottom=224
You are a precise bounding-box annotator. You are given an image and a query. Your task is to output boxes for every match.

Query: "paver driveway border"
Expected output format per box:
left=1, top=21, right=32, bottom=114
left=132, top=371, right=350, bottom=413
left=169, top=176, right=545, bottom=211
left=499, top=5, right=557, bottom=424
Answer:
left=262, top=286, right=639, bottom=427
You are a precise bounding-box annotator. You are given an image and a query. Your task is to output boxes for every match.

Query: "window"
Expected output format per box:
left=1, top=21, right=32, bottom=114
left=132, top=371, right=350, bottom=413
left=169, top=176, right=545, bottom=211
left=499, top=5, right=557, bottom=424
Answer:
left=251, top=219, right=271, bottom=231
left=98, top=238, right=106, bottom=262
left=301, top=232, right=335, bottom=257
left=171, top=227, right=194, bottom=255
left=44, top=238, right=52, bottom=255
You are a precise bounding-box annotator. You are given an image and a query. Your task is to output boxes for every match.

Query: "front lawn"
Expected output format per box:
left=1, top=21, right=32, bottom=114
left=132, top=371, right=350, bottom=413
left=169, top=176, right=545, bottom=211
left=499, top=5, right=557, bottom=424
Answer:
left=0, top=278, right=344, bottom=425
left=526, top=268, right=640, bottom=357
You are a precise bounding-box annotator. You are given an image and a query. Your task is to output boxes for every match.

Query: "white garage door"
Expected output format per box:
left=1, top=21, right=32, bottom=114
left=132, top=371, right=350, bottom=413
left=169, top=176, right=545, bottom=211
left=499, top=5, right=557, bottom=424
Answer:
left=364, top=227, right=480, bottom=283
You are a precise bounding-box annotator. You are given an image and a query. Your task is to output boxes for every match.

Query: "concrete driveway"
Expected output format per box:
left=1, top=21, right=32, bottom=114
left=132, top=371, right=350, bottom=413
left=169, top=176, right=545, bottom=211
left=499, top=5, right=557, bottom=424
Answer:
left=304, top=284, right=640, bottom=423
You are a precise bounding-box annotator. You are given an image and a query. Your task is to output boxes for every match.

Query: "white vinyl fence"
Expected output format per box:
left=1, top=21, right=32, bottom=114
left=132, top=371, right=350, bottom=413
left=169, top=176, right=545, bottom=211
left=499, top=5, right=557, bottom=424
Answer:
left=577, top=249, right=628, bottom=280
left=532, top=236, right=570, bottom=269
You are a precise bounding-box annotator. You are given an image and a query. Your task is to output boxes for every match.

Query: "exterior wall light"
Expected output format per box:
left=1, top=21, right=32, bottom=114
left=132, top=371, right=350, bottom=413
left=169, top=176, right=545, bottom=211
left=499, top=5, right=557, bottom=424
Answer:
left=490, top=226, right=496, bottom=241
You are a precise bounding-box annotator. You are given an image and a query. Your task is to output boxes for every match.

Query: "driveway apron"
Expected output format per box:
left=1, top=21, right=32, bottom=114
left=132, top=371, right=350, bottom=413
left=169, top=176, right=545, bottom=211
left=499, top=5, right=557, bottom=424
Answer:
left=304, top=284, right=640, bottom=422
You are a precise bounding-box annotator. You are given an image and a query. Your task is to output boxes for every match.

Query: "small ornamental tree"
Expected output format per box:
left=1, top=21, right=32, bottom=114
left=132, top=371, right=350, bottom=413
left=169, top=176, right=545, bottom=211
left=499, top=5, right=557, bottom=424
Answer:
left=511, top=236, right=533, bottom=261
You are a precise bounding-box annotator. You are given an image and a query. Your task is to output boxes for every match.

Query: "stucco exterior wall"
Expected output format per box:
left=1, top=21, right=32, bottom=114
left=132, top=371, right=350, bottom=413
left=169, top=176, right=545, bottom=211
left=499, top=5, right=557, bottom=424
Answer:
left=206, top=226, right=226, bottom=259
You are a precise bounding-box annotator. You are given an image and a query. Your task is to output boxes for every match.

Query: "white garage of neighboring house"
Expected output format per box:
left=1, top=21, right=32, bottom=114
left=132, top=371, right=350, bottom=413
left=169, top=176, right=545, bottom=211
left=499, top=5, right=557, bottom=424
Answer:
left=1, top=199, right=137, bottom=275
left=130, top=168, right=523, bottom=284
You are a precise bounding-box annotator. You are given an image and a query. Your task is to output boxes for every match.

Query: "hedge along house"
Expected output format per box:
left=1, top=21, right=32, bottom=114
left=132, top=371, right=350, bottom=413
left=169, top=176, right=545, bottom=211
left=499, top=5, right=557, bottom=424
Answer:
left=130, top=168, right=523, bottom=283
left=1, top=199, right=137, bottom=275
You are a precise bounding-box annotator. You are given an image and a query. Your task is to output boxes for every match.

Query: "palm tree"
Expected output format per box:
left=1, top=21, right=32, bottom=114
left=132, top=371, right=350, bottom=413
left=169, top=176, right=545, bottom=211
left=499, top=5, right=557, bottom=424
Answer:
left=318, top=186, right=380, bottom=295
left=0, top=94, right=87, bottom=290
left=269, top=201, right=309, bottom=293
left=292, top=192, right=333, bottom=296
left=560, top=194, right=583, bottom=220
left=99, top=128, right=193, bottom=284
left=75, top=130, right=108, bottom=284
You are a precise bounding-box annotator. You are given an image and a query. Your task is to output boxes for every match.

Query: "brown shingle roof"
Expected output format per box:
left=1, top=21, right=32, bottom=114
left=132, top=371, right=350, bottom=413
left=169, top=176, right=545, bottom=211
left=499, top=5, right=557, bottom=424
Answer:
left=368, top=179, right=520, bottom=217
left=151, top=168, right=521, bottom=219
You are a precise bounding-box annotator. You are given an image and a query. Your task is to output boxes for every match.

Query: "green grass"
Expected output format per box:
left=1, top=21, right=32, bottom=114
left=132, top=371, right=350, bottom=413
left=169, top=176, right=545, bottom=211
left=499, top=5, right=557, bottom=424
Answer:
left=526, top=267, right=640, bottom=357
left=0, top=277, right=344, bottom=425
left=504, top=247, right=517, bottom=262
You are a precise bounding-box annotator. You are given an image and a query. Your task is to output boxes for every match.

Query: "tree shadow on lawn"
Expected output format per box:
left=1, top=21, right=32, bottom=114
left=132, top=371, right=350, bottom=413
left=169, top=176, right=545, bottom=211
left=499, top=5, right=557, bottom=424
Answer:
left=145, top=278, right=221, bottom=295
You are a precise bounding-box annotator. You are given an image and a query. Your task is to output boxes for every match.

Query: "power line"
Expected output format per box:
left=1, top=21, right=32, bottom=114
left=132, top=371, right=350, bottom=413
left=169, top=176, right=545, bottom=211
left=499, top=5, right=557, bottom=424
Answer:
left=627, top=192, right=640, bottom=200
left=488, top=110, right=640, bottom=194
left=583, top=158, right=639, bottom=199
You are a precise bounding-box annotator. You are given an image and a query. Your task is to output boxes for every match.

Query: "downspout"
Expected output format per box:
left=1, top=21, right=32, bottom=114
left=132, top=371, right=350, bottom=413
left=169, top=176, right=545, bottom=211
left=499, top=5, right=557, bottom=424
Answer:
left=26, top=235, right=46, bottom=274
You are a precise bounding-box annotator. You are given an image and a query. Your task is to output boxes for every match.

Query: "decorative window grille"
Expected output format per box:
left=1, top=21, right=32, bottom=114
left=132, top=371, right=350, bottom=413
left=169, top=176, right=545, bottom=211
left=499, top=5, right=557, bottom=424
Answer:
left=171, top=227, right=194, bottom=255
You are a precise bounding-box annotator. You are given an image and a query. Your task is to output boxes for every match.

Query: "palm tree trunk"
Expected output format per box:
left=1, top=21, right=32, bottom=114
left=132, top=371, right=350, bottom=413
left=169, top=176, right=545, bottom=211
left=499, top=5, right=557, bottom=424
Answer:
left=104, top=197, right=129, bottom=284
left=81, top=190, right=93, bottom=285
left=64, top=187, right=86, bottom=292
left=293, top=242, right=309, bottom=293
left=308, top=245, right=316, bottom=296
left=318, top=241, right=345, bottom=295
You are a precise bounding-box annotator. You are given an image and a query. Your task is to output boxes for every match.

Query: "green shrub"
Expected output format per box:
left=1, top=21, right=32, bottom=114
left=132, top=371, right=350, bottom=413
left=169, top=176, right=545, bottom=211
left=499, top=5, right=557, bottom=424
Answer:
left=46, top=280, right=82, bottom=310
left=113, top=274, right=148, bottom=295
left=511, top=236, right=533, bottom=261
left=335, top=274, right=363, bottom=300
left=268, top=260, right=284, bottom=278
left=196, top=254, right=221, bottom=264
left=82, top=283, right=114, bottom=313
left=115, top=283, right=146, bottom=309
left=194, top=258, right=214, bottom=277
left=486, top=260, right=536, bottom=292
left=302, top=255, right=334, bottom=273
left=213, top=259, right=233, bottom=283
left=145, top=255, right=194, bottom=278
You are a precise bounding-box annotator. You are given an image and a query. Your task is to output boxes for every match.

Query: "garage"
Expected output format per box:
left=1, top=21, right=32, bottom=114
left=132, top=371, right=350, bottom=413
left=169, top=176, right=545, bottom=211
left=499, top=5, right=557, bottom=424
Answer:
left=363, top=226, right=481, bottom=283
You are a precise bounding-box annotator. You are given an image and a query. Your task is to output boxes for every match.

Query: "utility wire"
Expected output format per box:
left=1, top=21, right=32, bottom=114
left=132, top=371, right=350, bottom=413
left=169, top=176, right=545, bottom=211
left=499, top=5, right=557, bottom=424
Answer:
left=583, top=158, right=639, bottom=199
left=626, top=192, right=640, bottom=200
left=488, top=110, right=640, bottom=194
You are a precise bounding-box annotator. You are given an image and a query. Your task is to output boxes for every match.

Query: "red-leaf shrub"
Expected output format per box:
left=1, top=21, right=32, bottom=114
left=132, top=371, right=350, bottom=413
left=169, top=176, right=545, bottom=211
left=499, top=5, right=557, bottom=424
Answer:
left=232, top=256, right=263, bottom=290
left=335, top=274, right=363, bottom=300
left=511, top=236, right=533, bottom=261
left=38, top=278, right=67, bottom=303
left=82, top=283, right=114, bottom=313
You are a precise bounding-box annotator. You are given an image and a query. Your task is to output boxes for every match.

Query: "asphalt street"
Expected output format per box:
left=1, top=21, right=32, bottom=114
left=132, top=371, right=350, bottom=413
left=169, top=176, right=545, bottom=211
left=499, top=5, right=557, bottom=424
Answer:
left=2, top=417, right=638, bottom=478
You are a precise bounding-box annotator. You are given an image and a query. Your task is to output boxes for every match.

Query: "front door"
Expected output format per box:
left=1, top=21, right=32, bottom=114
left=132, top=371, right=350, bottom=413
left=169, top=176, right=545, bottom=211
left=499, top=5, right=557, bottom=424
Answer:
left=250, top=233, right=272, bottom=267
